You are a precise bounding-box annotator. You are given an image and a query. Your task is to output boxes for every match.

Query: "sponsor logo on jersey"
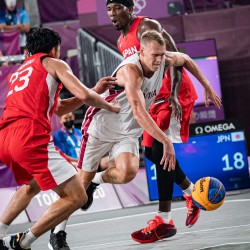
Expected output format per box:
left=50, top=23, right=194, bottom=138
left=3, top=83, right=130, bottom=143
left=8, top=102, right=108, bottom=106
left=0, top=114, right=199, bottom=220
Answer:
left=143, top=89, right=157, bottom=100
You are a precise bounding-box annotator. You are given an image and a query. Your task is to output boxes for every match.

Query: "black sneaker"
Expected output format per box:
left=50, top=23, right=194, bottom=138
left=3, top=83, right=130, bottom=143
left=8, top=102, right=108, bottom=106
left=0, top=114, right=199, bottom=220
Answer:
left=0, top=239, right=8, bottom=250
left=48, top=230, right=70, bottom=250
left=81, top=182, right=99, bottom=211
left=4, top=233, right=31, bottom=249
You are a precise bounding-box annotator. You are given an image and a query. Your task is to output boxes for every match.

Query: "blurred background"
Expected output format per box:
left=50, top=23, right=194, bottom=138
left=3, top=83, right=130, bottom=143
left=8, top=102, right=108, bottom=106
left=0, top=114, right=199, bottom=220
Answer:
left=0, top=0, right=249, bottom=223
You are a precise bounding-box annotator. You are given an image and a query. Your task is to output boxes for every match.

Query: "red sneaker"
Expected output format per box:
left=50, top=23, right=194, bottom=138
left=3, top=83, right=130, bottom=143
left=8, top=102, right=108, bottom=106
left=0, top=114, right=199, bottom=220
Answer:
left=131, top=215, right=177, bottom=244
left=184, top=194, right=201, bottom=227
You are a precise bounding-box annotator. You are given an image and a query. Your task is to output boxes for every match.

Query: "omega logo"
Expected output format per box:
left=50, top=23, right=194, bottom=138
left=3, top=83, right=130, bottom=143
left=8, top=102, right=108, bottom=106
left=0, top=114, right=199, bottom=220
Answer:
left=195, top=123, right=236, bottom=134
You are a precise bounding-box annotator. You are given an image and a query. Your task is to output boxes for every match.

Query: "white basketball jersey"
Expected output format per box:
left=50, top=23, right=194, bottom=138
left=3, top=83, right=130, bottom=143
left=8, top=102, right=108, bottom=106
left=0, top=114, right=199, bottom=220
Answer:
left=86, top=53, right=165, bottom=141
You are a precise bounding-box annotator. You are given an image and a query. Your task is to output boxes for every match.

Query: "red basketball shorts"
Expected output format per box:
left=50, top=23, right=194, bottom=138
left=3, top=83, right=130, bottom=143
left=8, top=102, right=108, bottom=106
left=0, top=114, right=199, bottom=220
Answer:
left=0, top=121, right=77, bottom=190
left=142, top=101, right=195, bottom=147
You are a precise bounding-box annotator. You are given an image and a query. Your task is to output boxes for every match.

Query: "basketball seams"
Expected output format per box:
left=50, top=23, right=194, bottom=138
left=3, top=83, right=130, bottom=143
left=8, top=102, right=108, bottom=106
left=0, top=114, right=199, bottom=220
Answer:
left=192, top=177, right=225, bottom=211
left=209, top=182, right=221, bottom=203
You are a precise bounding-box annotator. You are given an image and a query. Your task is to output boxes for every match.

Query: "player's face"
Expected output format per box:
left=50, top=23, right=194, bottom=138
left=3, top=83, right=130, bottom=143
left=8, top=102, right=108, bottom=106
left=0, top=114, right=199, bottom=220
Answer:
left=141, top=41, right=165, bottom=73
left=107, top=3, right=131, bottom=31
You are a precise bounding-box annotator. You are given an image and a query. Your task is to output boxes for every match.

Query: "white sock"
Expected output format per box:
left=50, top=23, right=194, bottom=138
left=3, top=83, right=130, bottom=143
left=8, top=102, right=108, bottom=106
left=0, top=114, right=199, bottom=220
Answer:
left=20, top=228, right=37, bottom=248
left=92, top=172, right=105, bottom=184
left=0, top=222, right=9, bottom=239
left=157, top=211, right=172, bottom=223
left=54, top=220, right=67, bottom=234
left=3, top=236, right=11, bottom=248
left=183, top=182, right=194, bottom=196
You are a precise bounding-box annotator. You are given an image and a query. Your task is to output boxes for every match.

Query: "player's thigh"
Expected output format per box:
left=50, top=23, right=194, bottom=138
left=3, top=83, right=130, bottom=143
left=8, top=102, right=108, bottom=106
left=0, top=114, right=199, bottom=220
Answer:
left=81, top=135, right=112, bottom=172
left=111, top=137, right=140, bottom=173
left=14, top=125, right=77, bottom=191
left=0, top=125, right=35, bottom=186
left=52, top=174, right=85, bottom=203
left=29, top=141, right=77, bottom=191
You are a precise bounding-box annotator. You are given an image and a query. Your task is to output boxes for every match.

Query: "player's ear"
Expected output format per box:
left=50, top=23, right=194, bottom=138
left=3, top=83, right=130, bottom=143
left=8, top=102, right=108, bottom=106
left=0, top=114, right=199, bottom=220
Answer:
left=128, top=6, right=134, bottom=14
left=140, top=46, right=144, bottom=57
left=50, top=47, right=56, bottom=57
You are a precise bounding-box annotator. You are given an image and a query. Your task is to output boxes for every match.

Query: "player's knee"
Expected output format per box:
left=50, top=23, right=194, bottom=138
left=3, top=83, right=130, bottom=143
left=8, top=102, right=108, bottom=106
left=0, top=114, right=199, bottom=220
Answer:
left=77, top=193, right=87, bottom=208
left=70, top=188, right=87, bottom=208
left=119, top=168, right=137, bottom=184
left=25, top=183, right=40, bottom=197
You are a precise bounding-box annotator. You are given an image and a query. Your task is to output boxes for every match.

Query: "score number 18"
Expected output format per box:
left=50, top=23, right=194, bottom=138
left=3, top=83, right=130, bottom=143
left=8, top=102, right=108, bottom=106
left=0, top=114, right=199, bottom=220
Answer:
left=222, top=152, right=245, bottom=171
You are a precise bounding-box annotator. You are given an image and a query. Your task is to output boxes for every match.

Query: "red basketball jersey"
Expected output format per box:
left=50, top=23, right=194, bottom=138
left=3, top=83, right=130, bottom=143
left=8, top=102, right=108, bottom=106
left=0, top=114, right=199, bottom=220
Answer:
left=117, top=16, right=144, bottom=59
left=0, top=53, right=62, bottom=132
left=117, top=16, right=198, bottom=109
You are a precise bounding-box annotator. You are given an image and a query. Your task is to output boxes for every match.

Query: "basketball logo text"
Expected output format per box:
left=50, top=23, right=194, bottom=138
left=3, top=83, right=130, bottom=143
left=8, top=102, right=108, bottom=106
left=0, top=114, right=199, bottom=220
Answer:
left=199, top=178, right=206, bottom=193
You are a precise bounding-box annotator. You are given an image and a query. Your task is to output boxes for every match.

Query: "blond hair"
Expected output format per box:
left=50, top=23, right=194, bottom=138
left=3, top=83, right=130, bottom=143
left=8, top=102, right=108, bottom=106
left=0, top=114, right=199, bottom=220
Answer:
left=140, top=30, right=165, bottom=47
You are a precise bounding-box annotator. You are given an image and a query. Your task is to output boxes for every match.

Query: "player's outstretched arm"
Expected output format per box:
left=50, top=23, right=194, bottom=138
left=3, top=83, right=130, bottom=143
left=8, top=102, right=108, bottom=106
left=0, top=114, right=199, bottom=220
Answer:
left=49, top=59, right=120, bottom=115
left=119, top=64, right=175, bottom=171
left=165, top=51, right=222, bottom=108
left=55, top=76, right=118, bottom=116
left=55, top=97, right=83, bottom=116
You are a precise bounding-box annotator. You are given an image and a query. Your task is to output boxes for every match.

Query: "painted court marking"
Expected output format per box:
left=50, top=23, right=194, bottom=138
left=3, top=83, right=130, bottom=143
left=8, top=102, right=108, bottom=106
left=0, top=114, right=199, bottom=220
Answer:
left=67, top=199, right=250, bottom=249
left=70, top=223, right=250, bottom=249
left=194, top=242, right=250, bottom=250
left=68, top=198, right=250, bottom=228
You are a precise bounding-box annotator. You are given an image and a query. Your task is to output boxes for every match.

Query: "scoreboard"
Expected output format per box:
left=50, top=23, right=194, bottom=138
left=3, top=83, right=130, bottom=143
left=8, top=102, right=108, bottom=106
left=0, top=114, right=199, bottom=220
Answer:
left=145, top=119, right=250, bottom=200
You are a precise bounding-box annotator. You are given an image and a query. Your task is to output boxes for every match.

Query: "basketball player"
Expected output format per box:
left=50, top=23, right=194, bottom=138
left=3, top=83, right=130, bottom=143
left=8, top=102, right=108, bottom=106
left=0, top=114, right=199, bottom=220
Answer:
left=0, top=27, right=120, bottom=250
left=103, top=0, right=221, bottom=244
left=78, top=29, right=221, bottom=241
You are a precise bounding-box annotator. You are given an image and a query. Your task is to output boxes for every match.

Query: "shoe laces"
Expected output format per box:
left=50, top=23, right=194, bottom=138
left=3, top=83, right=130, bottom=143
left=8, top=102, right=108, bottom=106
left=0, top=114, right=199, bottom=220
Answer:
left=142, top=219, right=160, bottom=234
left=54, top=231, right=68, bottom=248
left=185, top=195, right=197, bottom=215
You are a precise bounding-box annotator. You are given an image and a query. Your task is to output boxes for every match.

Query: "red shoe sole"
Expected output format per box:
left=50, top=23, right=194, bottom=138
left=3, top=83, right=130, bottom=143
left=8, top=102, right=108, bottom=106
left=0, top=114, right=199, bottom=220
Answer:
left=131, top=236, right=159, bottom=244
left=131, top=227, right=177, bottom=244
left=187, top=213, right=200, bottom=228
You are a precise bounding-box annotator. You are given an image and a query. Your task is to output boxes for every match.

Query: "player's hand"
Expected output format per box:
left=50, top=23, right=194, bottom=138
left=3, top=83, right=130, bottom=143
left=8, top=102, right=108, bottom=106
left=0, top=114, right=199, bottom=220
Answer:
left=168, top=95, right=182, bottom=122
left=204, top=84, right=222, bottom=108
left=93, top=76, right=117, bottom=94
left=108, top=98, right=121, bottom=113
left=160, top=138, right=176, bottom=171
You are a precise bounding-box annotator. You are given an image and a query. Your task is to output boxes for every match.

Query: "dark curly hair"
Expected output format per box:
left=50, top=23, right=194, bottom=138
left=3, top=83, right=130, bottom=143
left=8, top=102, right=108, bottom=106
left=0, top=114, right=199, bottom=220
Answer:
left=26, top=27, right=61, bottom=55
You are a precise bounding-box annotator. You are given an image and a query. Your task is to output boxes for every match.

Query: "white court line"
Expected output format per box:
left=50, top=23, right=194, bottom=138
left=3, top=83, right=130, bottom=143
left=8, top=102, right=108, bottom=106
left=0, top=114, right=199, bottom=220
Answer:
left=178, top=223, right=250, bottom=235
left=71, top=224, right=250, bottom=249
left=68, top=199, right=250, bottom=249
left=194, top=242, right=250, bottom=250
left=71, top=240, right=131, bottom=249
left=68, top=199, right=250, bottom=228
left=67, top=207, right=186, bottom=228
